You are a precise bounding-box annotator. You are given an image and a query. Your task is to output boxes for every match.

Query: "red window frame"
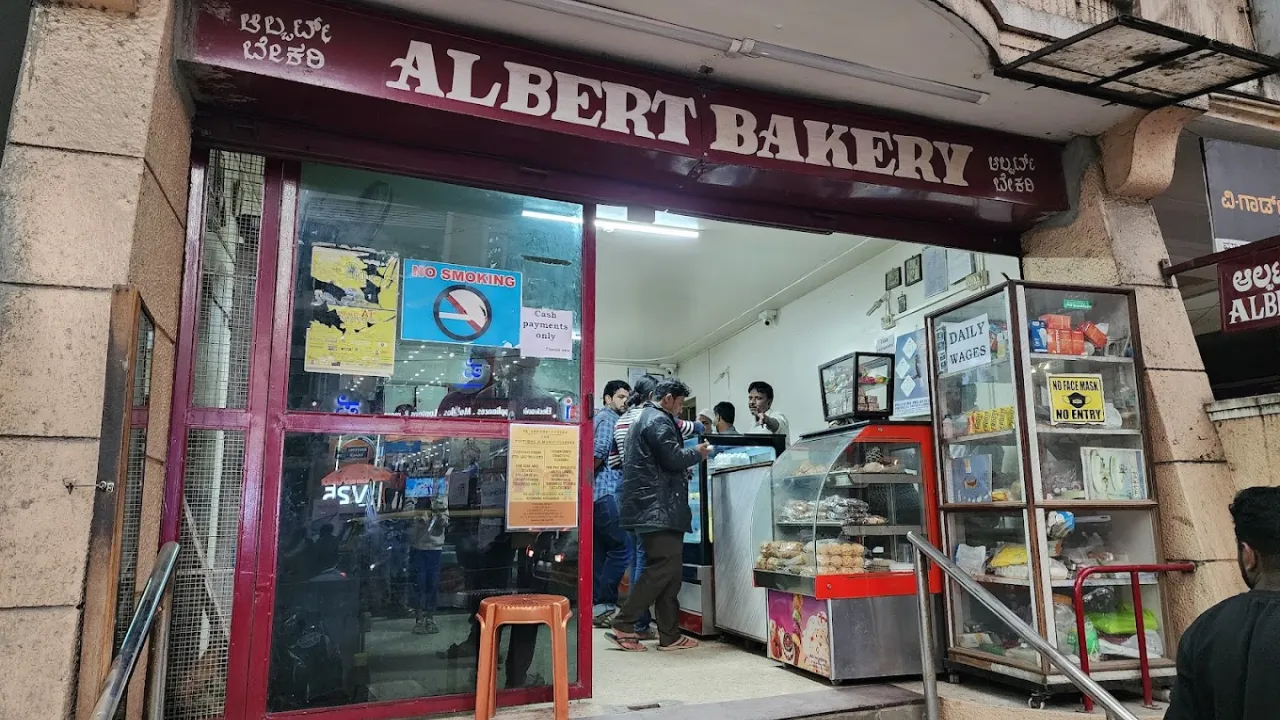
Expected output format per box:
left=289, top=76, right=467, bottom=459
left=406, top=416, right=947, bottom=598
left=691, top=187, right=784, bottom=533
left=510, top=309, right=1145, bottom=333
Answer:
left=163, top=151, right=597, bottom=720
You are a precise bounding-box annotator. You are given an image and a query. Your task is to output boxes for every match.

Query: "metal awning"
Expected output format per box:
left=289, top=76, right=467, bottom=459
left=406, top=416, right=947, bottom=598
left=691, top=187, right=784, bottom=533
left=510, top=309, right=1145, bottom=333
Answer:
left=997, top=16, right=1280, bottom=109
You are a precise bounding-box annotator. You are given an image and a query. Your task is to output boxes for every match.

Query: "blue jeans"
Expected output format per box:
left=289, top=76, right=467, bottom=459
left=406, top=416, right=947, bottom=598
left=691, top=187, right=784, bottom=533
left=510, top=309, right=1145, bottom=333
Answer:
left=628, top=531, right=652, bottom=633
left=410, top=548, right=442, bottom=614
left=592, top=496, right=629, bottom=615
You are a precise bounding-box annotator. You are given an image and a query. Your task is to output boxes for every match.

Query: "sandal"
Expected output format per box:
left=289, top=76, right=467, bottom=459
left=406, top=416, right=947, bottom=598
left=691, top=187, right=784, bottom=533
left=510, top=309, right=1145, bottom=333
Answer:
left=657, top=636, right=699, bottom=652
left=604, top=632, right=648, bottom=652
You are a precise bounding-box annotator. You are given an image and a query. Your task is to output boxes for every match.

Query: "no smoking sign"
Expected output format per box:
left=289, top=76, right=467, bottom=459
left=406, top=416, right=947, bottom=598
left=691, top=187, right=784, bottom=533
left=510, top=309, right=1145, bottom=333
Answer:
left=402, top=260, right=522, bottom=347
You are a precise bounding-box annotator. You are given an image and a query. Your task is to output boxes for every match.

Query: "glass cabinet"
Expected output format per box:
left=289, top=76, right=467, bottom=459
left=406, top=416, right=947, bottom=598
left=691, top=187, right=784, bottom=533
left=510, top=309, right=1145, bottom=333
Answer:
left=926, top=281, right=1170, bottom=693
left=751, top=422, right=942, bottom=682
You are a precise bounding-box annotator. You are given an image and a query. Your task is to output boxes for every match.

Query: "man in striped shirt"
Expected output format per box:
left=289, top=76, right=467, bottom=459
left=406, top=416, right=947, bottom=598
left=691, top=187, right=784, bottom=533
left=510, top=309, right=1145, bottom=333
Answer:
left=603, top=376, right=704, bottom=635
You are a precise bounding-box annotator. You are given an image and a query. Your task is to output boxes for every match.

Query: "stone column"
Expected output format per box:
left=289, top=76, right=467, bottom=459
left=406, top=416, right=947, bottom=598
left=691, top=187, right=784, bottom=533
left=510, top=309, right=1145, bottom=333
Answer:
left=0, top=0, right=190, bottom=718
left=1020, top=109, right=1245, bottom=643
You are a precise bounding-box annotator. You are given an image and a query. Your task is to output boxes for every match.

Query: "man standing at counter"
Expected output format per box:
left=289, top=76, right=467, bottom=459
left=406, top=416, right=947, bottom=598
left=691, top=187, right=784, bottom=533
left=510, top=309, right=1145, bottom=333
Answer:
left=608, top=378, right=711, bottom=652
left=747, top=381, right=790, bottom=441
left=592, top=380, right=631, bottom=626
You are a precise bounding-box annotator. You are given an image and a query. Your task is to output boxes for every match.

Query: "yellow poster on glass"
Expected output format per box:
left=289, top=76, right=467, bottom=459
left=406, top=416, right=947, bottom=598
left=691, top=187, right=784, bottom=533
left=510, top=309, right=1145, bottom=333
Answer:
left=506, top=424, right=580, bottom=531
left=304, top=245, right=400, bottom=377
left=1047, top=373, right=1106, bottom=425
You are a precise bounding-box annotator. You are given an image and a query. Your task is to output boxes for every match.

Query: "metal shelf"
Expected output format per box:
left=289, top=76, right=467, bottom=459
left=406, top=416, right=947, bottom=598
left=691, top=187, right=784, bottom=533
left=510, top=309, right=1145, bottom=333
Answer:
left=967, top=572, right=1158, bottom=588
left=1029, top=353, right=1134, bottom=364
left=1034, top=426, right=1141, bottom=436
left=945, top=429, right=1017, bottom=444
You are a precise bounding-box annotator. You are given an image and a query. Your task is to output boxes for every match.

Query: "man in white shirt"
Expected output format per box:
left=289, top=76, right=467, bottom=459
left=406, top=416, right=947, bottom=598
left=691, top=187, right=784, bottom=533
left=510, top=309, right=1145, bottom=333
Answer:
left=746, top=381, right=789, bottom=442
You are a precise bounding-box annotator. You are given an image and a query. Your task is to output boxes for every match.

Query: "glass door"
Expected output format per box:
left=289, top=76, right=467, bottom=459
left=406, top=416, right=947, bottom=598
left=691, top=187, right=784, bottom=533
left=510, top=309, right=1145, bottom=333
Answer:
left=249, top=162, right=592, bottom=718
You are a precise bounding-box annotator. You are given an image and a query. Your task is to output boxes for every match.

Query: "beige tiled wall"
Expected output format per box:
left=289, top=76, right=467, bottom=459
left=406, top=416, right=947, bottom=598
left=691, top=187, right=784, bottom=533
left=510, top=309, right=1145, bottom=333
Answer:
left=0, top=0, right=190, bottom=717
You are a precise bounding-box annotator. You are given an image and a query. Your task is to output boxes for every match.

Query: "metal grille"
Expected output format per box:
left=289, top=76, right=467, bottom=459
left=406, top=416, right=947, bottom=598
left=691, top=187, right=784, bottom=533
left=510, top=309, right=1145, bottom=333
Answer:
left=192, top=151, right=265, bottom=410
left=133, top=313, right=155, bottom=408
left=164, top=429, right=245, bottom=720
left=112, top=428, right=149, bottom=652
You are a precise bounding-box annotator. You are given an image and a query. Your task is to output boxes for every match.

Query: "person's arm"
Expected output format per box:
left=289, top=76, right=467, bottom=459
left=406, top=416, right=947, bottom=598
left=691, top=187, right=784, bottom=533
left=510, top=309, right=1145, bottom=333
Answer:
left=592, top=414, right=613, bottom=471
left=757, top=412, right=781, bottom=433
left=677, top=419, right=703, bottom=439
left=647, top=418, right=705, bottom=472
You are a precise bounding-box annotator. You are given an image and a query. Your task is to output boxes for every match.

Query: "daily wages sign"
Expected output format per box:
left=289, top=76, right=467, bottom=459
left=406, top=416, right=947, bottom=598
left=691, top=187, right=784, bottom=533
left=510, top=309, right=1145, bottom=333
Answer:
left=937, top=314, right=990, bottom=375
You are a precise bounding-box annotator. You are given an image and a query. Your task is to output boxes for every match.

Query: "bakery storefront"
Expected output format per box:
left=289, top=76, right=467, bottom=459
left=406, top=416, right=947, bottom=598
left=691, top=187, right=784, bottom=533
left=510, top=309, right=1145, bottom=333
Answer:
left=165, top=1, right=1072, bottom=718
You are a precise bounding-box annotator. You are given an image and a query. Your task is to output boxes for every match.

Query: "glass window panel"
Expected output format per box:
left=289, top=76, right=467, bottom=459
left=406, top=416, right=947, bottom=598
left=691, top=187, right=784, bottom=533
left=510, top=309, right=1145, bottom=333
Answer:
left=266, top=432, right=579, bottom=711
left=934, top=289, right=1024, bottom=504
left=287, top=164, right=583, bottom=420
left=946, top=511, right=1039, bottom=666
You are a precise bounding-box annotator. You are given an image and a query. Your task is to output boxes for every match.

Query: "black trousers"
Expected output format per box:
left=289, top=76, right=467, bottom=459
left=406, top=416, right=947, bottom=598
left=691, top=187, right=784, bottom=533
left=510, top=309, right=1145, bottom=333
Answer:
left=611, top=530, right=683, bottom=646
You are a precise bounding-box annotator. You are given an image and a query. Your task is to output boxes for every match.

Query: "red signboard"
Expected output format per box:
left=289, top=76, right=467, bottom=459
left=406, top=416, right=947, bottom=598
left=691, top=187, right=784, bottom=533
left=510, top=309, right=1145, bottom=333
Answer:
left=184, top=0, right=1066, bottom=214
left=1219, top=245, right=1280, bottom=333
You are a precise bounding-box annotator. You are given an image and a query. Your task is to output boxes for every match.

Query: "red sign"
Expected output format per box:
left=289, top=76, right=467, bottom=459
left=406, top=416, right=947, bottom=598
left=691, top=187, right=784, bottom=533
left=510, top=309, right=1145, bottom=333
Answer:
left=1219, top=245, right=1280, bottom=332
left=185, top=0, right=1065, bottom=210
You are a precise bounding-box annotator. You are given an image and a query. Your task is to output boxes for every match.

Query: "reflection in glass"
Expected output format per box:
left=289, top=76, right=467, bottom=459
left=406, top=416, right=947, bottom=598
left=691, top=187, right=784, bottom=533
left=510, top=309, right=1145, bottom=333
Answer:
left=267, top=432, right=578, bottom=711
left=287, top=163, right=583, bottom=420
left=947, top=512, right=1038, bottom=665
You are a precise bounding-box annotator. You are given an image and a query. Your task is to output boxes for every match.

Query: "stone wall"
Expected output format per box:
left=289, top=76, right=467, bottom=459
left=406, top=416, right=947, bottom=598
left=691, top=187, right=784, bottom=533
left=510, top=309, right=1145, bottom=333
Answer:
left=1207, top=394, right=1280, bottom=490
left=0, top=0, right=190, bottom=717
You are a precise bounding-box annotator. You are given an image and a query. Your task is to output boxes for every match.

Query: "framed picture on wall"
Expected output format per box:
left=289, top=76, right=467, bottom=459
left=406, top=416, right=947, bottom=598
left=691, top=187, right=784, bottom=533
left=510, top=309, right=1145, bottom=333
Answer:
left=904, top=254, right=923, bottom=286
left=897, top=294, right=908, bottom=313
left=885, top=266, right=903, bottom=291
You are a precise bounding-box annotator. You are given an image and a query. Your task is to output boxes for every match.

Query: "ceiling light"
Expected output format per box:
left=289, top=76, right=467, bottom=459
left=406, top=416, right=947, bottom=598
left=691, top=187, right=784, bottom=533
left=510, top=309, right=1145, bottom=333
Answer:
left=501, top=0, right=987, bottom=104
left=522, top=211, right=699, bottom=238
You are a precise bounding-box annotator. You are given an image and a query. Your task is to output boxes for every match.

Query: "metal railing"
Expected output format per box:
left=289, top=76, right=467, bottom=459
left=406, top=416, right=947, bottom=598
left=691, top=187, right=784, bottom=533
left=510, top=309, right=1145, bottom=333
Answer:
left=91, top=542, right=181, bottom=720
left=907, top=531, right=1140, bottom=720
left=1073, top=563, right=1195, bottom=711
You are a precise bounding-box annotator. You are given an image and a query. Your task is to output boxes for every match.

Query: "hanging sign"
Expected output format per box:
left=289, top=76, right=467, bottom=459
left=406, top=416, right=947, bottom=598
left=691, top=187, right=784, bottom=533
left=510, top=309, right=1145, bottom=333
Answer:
left=1202, top=139, right=1280, bottom=249
left=1047, top=373, right=1106, bottom=425
left=506, top=424, right=580, bottom=531
left=937, top=314, right=990, bottom=374
left=401, top=260, right=522, bottom=347
left=1219, top=246, right=1280, bottom=333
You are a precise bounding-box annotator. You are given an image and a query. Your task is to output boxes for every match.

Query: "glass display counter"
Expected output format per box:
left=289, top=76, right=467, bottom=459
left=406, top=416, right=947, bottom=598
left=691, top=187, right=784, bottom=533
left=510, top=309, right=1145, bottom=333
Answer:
left=926, top=280, right=1170, bottom=696
left=752, top=422, right=941, bottom=681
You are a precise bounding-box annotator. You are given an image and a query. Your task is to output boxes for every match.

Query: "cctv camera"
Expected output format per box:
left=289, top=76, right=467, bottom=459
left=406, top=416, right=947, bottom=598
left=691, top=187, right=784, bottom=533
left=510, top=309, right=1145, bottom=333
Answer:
left=759, top=310, right=779, bottom=327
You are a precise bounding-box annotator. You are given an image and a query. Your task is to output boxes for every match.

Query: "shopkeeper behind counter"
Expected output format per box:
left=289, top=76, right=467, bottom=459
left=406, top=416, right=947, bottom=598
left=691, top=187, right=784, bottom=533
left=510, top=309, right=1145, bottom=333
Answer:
left=747, top=381, right=789, bottom=442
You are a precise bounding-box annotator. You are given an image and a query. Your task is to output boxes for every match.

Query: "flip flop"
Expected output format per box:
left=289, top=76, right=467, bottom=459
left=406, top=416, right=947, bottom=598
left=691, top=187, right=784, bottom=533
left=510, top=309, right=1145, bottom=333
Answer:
left=657, top=636, right=699, bottom=652
left=604, top=632, right=648, bottom=652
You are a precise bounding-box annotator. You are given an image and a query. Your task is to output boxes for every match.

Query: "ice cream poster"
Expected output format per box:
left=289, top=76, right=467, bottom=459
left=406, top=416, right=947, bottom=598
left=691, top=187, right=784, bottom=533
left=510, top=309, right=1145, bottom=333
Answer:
left=766, top=590, right=831, bottom=678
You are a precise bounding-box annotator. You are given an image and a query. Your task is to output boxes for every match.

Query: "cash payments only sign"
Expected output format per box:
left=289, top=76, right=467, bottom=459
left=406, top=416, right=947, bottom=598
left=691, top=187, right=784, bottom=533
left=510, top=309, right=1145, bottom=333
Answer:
left=1047, top=373, right=1106, bottom=425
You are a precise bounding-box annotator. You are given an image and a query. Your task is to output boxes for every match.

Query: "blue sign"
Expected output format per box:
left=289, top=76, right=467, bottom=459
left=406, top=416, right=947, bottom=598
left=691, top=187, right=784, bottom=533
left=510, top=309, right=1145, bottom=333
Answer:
left=401, top=260, right=522, bottom=348
left=894, top=329, right=931, bottom=417
left=406, top=477, right=447, bottom=498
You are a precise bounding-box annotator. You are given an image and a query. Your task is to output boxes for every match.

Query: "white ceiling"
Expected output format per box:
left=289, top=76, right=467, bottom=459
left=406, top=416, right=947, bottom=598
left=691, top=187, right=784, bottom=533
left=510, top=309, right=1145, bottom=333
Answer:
left=357, top=0, right=1130, bottom=140
left=594, top=217, right=892, bottom=361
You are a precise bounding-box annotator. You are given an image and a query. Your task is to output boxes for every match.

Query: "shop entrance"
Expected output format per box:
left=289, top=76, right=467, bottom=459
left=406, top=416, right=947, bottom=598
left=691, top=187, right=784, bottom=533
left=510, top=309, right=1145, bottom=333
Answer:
left=159, top=147, right=1023, bottom=720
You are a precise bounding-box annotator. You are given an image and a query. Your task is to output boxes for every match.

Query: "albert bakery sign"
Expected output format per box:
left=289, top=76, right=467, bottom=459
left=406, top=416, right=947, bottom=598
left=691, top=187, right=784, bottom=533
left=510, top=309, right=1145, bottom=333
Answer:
left=185, top=0, right=1068, bottom=236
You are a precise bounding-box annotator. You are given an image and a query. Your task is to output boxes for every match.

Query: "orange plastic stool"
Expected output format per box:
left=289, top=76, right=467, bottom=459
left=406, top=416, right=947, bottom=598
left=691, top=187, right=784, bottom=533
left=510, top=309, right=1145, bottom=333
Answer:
left=474, top=594, right=572, bottom=720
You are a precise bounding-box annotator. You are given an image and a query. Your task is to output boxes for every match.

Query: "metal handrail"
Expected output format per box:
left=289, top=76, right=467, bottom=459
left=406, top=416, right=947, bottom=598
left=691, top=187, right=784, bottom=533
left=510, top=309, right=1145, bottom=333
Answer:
left=907, top=531, right=1139, bottom=720
left=91, top=542, right=181, bottom=720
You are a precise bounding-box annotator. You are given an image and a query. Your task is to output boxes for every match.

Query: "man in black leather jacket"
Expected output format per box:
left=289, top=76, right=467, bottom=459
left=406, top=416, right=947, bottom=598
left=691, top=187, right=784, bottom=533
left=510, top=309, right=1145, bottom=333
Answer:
left=607, top=378, right=710, bottom=652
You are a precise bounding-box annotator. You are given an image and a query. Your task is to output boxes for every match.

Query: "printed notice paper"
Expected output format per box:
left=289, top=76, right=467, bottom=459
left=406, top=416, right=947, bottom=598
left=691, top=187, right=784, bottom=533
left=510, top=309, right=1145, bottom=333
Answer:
left=939, top=313, right=990, bottom=374
left=520, top=308, right=574, bottom=360
left=506, top=424, right=580, bottom=531
left=303, top=245, right=399, bottom=377
left=1048, top=373, right=1106, bottom=425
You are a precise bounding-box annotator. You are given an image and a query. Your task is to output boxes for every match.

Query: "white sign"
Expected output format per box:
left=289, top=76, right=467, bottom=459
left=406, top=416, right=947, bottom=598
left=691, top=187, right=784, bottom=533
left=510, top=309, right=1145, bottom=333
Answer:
left=322, top=484, right=374, bottom=506
left=1215, top=237, right=1250, bottom=253
left=520, top=308, right=574, bottom=359
left=941, top=314, right=990, bottom=373
left=923, top=246, right=948, bottom=298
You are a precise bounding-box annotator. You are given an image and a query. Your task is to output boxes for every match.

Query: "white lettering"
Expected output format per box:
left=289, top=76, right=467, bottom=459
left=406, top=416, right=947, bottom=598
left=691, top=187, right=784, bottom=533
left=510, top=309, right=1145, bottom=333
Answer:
left=600, top=82, right=655, bottom=138
left=709, top=105, right=758, bottom=154
left=934, top=141, right=973, bottom=187
left=756, top=114, right=804, bottom=162
left=386, top=41, right=445, bottom=96
left=849, top=128, right=896, bottom=175
left=551, top=71, right=603, bottom=127
left=1265, top=290, right=1279, bottom=319
left=652, top=91, right=697, bottom=144
left=893, top=134, right=940, bottom=182
left=803, top=121, right=852, bottom=169
left=445, top=49, right=501, bottom=106
left=500, top=62, right=553, bottom=116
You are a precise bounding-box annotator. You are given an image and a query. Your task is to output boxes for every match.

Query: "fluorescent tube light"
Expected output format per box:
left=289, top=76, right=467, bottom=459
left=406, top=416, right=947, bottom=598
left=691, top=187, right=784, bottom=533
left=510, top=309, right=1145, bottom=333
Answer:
left=521, top=210, right=700, bottom=238
left=501, top=0, right=988, bottom=104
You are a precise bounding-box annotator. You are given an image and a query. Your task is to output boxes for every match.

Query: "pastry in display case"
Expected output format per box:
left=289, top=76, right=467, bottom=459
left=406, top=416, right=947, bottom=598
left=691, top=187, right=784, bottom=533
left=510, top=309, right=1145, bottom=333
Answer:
left=752, top=421, right=942, bottom=681
left=927, top=281, right=1170, bottom=697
